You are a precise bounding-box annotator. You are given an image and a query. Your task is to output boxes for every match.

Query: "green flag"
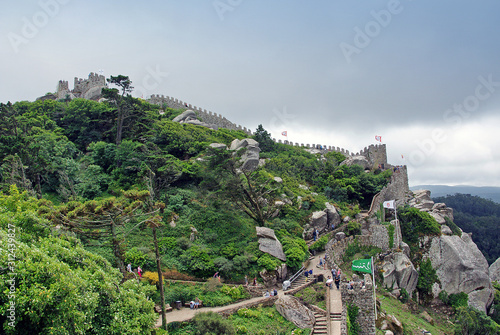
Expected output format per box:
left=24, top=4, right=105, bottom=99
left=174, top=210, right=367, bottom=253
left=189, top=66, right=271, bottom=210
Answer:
left=352, top=259, right=372, bottom=274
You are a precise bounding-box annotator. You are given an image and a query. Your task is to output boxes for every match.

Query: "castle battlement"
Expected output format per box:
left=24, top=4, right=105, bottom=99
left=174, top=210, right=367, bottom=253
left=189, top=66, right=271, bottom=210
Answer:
left=147, top=93, right=390, bottom=164
left=56, top=72, right=107, bottom=101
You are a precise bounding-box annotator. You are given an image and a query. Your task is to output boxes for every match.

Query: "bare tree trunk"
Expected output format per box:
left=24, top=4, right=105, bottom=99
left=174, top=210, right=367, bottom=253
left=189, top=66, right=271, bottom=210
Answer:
left=153, top=227, right=167, bottom=330
left=111, top=223, right=126, bottom=275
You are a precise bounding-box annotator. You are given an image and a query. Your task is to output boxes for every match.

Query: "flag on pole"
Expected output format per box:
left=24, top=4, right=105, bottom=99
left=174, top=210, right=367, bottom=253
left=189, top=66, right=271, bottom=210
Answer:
left=375, top=135, right=382, bottom=142
left=281, top=131, right=287, bottom=137
left=383, top=200, right=395, bottom=209
left=352, top=259, right=372, bottom=274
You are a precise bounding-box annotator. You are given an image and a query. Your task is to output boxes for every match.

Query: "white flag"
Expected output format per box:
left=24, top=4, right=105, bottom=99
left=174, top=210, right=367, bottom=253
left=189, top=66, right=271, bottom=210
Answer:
left=383, top=200, right=395, bottom=209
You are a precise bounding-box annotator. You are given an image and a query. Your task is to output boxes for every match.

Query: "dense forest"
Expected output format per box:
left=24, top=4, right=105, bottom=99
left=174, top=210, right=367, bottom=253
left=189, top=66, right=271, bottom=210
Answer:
left=0, top=76, right=393, bottom=333
left=433, top=193, right=500, bottom=264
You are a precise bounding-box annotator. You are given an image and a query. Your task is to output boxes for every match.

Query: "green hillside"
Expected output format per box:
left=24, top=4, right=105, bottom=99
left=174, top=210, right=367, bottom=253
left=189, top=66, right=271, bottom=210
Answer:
left=0, top=77, right=392, bottom=333
left=1, top=75, right=498, bottom=334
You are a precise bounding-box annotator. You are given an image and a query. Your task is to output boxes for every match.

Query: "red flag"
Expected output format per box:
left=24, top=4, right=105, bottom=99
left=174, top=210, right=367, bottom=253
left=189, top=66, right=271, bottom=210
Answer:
left=375, top=135, right=382, bottom=142
left=281, top=131, right=287, bottom=137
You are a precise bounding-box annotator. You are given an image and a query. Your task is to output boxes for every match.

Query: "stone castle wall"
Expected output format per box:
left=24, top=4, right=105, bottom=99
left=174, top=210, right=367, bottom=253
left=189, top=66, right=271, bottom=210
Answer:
left=147, top=94, right=388, bottom=163
left=369, top=165, right=410, bottom=216
left=341, top=274, right=376, bottom=335
left=148, top=94, right=253, bottom=135
left=56, top=72, right=107, bottom=100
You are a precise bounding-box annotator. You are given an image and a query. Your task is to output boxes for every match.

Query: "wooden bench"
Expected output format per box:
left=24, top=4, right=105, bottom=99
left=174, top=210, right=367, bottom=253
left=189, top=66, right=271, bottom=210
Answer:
left=154, top=304, right=173, bottom=313
left=184, top=301, right=203, bottom=308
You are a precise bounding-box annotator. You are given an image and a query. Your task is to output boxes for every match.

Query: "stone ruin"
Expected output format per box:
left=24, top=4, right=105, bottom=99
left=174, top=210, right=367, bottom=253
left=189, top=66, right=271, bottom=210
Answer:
left=36, top=72, right=108, bottom=102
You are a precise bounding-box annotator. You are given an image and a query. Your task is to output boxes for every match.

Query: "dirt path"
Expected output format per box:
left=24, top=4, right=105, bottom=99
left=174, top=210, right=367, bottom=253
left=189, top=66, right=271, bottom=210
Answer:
left=155, top=251, right=343, bottom=334
left=155, top=288, right=285, bottom=328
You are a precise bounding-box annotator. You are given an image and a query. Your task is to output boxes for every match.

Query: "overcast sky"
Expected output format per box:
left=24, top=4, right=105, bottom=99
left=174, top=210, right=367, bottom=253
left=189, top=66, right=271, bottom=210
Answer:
left=1, top=1, right=499, bottom=187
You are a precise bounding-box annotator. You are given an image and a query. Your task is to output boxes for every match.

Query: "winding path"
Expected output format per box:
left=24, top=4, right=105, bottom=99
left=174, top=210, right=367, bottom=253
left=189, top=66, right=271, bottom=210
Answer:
left=155, top=251, right=342, bottom=335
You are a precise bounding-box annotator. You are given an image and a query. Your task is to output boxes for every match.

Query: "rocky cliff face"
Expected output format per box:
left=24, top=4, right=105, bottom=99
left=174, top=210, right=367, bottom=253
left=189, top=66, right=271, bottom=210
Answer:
left=426, top=233, right=494, bottom=313
left=489, top=257, right=500, bottom=283
left=408, top=189, right=494, bottom=313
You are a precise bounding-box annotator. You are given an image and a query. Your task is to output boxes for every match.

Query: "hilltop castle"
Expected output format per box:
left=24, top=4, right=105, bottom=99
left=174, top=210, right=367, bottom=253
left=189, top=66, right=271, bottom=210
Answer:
left=55, top=72, right=107, bottom=101
left=45, top=73, right=389, bottom=169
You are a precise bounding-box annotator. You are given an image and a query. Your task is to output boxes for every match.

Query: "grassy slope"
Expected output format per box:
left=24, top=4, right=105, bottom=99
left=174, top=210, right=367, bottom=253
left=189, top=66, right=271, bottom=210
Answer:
left=376, top=292, right=453, bottom=335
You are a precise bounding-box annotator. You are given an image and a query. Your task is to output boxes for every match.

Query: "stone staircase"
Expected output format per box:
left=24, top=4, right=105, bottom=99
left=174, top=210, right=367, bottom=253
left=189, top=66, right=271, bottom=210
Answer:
left=288, top=274, right=308, bottom=291
left=330, top=311, right=341, bottom=322
left=312, top=310, right=328, bottom=335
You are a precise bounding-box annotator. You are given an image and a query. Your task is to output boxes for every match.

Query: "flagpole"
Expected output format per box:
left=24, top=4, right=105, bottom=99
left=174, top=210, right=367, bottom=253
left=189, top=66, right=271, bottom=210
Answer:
left=372, top=256, right=377, bottom=320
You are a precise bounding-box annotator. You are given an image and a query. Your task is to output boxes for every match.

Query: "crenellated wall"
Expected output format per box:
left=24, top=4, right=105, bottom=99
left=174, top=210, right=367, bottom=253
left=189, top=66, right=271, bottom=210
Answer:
left=148, top=94, right=253, bottom=135
left=341, top=274, right=376, bottom=335
left=147, top=94, right=388, bottom=163
left=56, top=72, right=107, bottom=100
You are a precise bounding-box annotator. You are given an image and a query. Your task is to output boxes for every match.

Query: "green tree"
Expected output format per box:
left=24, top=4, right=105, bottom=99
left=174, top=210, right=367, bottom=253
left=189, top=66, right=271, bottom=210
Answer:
left=417, top=258, right=438, bottom=303
left=50, top=190, right=164, bottom=275
left=102, top=75, right=133, bottom=146
left=253, top=124, right=275, bottom=153
left=0, top=187, right=156, bottom=334
left=454, top=306, right=500, bottom=334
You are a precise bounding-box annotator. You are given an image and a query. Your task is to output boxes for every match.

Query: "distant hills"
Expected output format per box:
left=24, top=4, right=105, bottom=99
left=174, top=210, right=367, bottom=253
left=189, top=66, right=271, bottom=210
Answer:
left=410, top=185, right=500, bottom=204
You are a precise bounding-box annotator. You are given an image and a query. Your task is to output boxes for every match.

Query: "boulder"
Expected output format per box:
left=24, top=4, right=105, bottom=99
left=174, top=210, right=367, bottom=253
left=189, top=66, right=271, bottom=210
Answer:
left=400, top=242, right=411, bottom=258
left=273, top=176, right=283, bottom=183
left=489, top=257, right=500, bottom=283
left=229, top=138, right=261, bottom=172
left=259, top=269, right=277, bottom=287
left=256, top=227, right=286, bottom=261
left=172, top=110, right=197, bottom=122
left=274, top=295, right=315, bottom=329
left=420, top=311, right=434, bottom=325
left=381, top=252, right=418, bottom=294
left=340, top=155, right=371, bottom=170
left=335, top=232, right=346, bottom=241
left=426, top=234, right=494, bottom=313
left=229, top=138, right=259, bottom=151
left=441, top=225, right=453, bottom=236
left=303, top=211, right=328, bottom=239
left=209, top=143, right=227, bottom=149
left=429, top=212, right=446, bottom=225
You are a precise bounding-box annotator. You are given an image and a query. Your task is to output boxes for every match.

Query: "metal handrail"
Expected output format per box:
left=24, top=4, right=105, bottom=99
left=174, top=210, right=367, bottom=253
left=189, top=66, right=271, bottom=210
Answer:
left=288, top=266, right=305, bottom=285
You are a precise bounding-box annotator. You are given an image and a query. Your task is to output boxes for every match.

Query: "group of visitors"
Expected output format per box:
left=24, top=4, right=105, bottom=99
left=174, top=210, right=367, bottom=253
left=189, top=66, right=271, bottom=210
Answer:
left=127, top=263, right=142, bottom=278
left=189, top=297, right=202, bottom=309
left=304, top=269, right=313, bottom=281
left=263, top=289, right=278, bottom=297
left=326, top=268, right=341, bottom=290
left=317, top=257, right=327, bottom=270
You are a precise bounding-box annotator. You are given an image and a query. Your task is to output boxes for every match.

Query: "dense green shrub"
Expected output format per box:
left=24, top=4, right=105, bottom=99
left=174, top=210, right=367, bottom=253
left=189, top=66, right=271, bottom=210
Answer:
left=417, top=259, right=438, bottom=303
left=454, top=306, right=500, bottom=334
left=346, top=221, right=361, bottom=236
left=347, top=303, right=360, bottom=335
left=257, top=253, right=282, bottom=272
left=192, top=311, right=236, bottom=335
left=399, top=288, right=409, bottom=303
left=398, top=207, right=441, bottom=245
left=387, top=223, right=395, bottom=249
left=309, top=234, right=329, bottom=251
